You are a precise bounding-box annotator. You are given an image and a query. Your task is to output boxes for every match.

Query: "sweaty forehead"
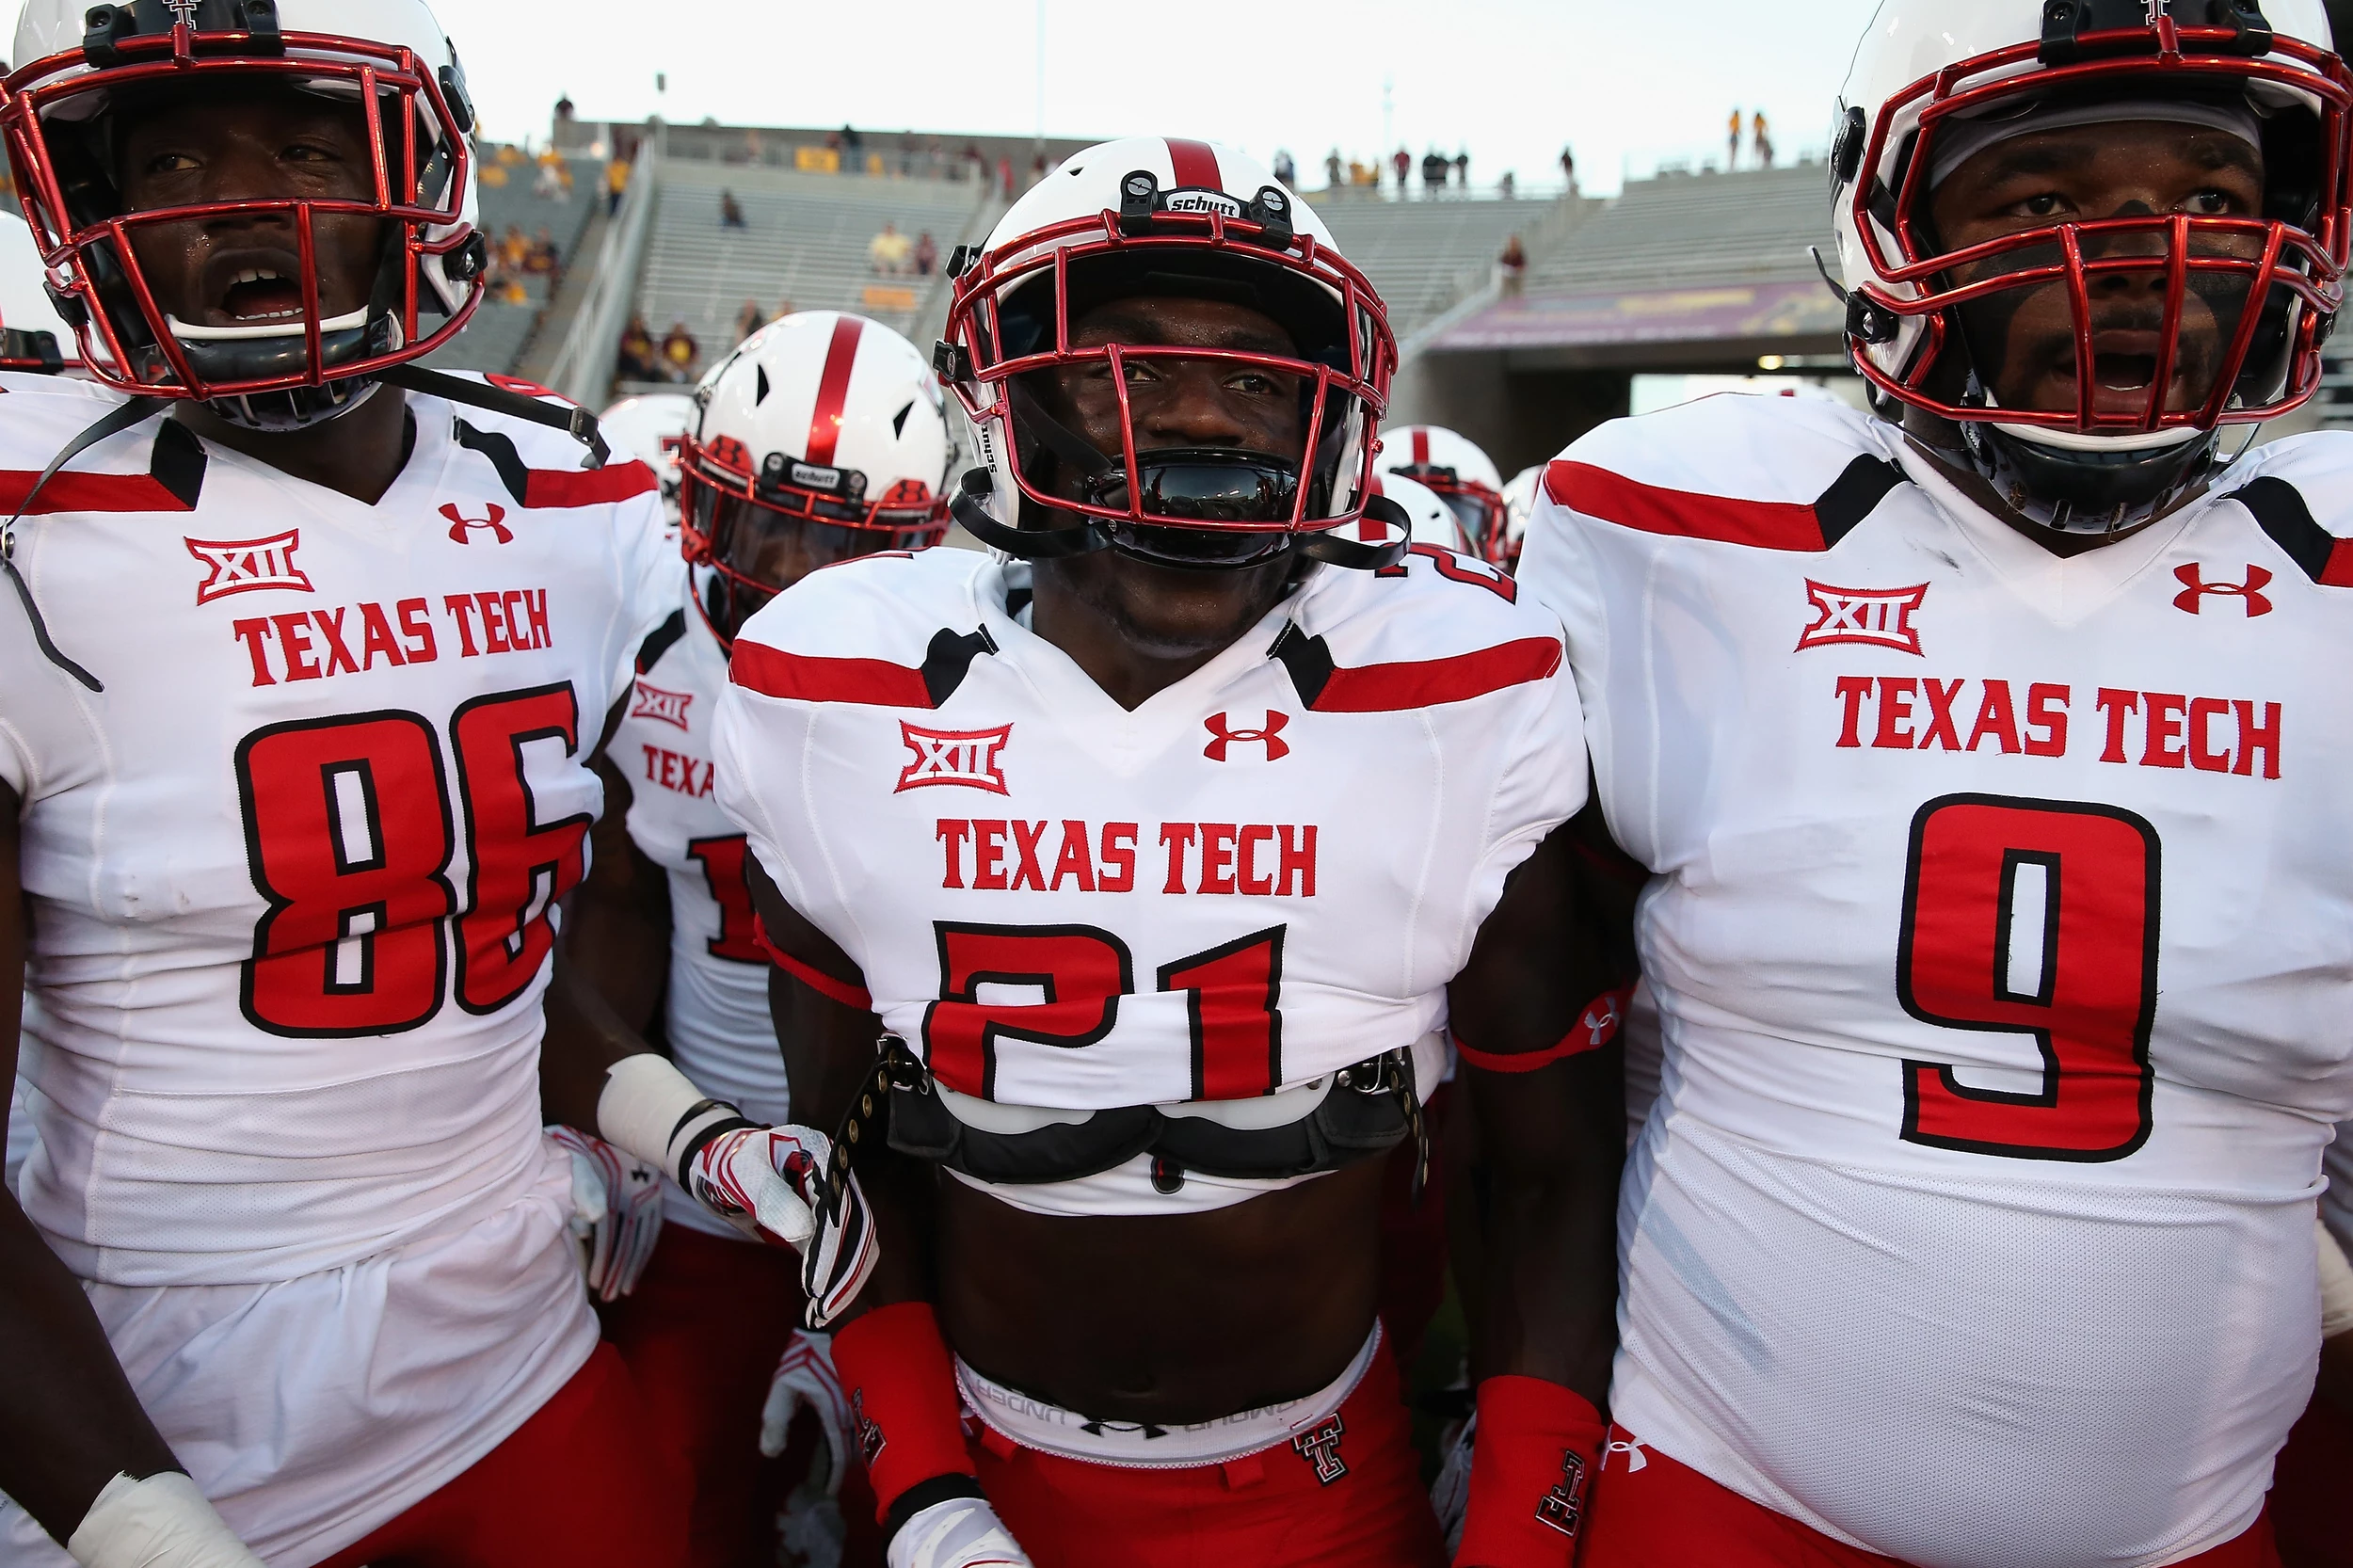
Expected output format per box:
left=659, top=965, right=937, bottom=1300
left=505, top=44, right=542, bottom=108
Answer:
left=1068, top=295, right=1297, bottom=356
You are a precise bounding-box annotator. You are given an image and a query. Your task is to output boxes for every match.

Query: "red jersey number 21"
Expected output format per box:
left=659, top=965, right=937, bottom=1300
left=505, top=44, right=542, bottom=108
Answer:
left=1896, top=793, right=2160, bottom=1162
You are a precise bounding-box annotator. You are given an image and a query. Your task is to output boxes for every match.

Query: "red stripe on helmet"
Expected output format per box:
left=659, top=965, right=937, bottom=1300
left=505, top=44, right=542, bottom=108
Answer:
left=1411, top=428, right=1431, bottom=466
left=1165, top=138, right=1223, bottom=191
left=806, top=314, right=865, bottom=468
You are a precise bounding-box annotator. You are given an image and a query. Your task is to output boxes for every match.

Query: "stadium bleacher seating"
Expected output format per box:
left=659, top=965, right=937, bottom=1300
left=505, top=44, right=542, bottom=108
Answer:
left=1312, top=194, right=1593, bottom=343
left=423, top=152, right=600, bottom=376
left=1529, top=162, right=1833, bottom=295
left=628, top=162, right=984, bottom=384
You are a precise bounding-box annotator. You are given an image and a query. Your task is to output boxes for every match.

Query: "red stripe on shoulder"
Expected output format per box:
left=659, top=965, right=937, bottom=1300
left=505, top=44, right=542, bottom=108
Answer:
left=0, top=469, right=193, bottom=515
left=2325, top=539, right=2353, bottom=588
left=1546, top=458, right=1828, bottom=552
left=523, top=459, right=659, bottom=509
left=1313, top=636, right=1561, bottom=712
left=730, top=640, right=935, bottom=707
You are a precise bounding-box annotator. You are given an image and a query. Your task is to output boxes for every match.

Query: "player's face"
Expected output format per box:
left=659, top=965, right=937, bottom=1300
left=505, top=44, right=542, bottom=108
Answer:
left=113, top=83, right=386, bottom=331
left=1037, top=294, right=1309, bottom=660
left=1929, top=120, right=2265, bottom=423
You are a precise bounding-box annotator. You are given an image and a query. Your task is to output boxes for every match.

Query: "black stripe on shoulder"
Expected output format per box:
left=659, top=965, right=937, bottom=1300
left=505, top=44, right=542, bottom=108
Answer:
left=634, top=607, right=687, bottom=675
left=1269, top=621, right=1333, bottom=707
left=151, top=418, right=206, bottom=508
left=1813, top=456, right=1907, bottom=547
left=2231, top=475, right=2335, bottom=582
left=454, top=418, right=530, bottom=507
left=921, top=626, right=999, bottom=706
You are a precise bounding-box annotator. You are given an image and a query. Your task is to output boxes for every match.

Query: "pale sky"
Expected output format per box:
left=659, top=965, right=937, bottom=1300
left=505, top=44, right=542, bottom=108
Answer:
left=443, top=0, right=1884, bottom=196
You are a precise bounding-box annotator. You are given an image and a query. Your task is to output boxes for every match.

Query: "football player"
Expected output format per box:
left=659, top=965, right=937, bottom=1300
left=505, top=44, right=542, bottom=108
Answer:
left=0, top=3, right=685, bottom=1564
left=1507, top=1, right=2353, bottom=1564
left=584, top=137, right=1625, bottom=1568
left=1373, top=424, right=1510, bottom=566
left=568, top=311, right=954, bottom=1568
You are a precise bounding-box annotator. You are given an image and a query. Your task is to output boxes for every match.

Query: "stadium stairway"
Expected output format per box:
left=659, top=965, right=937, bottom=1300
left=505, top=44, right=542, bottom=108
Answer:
left=423, top=153, right=600, bottom=377
left=630, top=162, right=986, bottom=378
left=1530, top=162, right=1833, bottom=296
left=1311, top=193, right=1593, bottom=344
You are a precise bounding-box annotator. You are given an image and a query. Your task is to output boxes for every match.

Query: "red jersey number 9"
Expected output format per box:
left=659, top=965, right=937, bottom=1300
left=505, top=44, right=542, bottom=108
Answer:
left=1896, top=793, right=2160, bottom=1162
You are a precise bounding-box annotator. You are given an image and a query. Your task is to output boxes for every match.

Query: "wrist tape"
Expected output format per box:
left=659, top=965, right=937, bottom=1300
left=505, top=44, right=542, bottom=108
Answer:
left=598, top=1052, right=755, bottom=1187
left=1454, top=1376, right=1609, bottom=1568
left=830, top=1301, right=982, bottom=1532
left=67, top=1471, right=264, bottom=1568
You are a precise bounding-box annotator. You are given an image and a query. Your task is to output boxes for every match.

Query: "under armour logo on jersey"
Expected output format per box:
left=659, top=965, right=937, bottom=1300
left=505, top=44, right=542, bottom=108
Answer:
left=896, top=721, right=1012, bottom=794
left=1291, top=1416, right=1347, bottom=1484
left=440, top=502, right=514, bottom=545
left=185, top=530, right=314, bottom=604
left=1203, top=710, right=1291, bottom=762
left=2172, top=563, right=2273, bottom=616
left=1535, top=1448, right=1589, bottom=1537
left=1796, top=580, right=1928, bottom=655
left=630, top=680, right=694, bottom=731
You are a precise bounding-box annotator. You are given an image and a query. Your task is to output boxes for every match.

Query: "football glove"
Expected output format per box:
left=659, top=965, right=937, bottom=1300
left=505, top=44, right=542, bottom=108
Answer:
left=761, top=1329, right=854, bottom=1493
left=66, top=1471, right=266, bottom=1568
left=887, top=1496, right=1032, bottom=1568
left=545, top=1124, right=664, bottom=1302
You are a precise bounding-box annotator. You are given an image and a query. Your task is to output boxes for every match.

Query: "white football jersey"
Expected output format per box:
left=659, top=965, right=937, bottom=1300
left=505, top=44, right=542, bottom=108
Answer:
left=615, top=569, right=786, bottom=1239
left=0, top=372, right=669, bottom=1560
left=5, top=1081, right=28, bottom=1196
left=712, top=545, right=1584, bottom=1214
left=1522, top=392, right=2353, bottom=1568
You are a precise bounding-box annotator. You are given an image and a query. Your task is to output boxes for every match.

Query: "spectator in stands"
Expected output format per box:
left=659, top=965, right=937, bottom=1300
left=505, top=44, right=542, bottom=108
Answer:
left=840, top=123, right=864, bottom=173
left=1393, top=147, right=1411, bottom=195
left=659, top=320, right=699, bottom=384
left=1273, top=149, right=1297, bottom=186
left=1454, top=150, right=1469, bottom=193
left=554, top=92, right=574, bottom=123
left=719, top=189, right=746, bottom=230
left=914, top=231, right=938, bottom=277
left=1499, top=169, right=1516, bottom=200
left=1325, top=149, right=1343, bottom=189
left=498, top=223, right=529, bottom=272
left=1498, top=233, right=1527, bottom=296
left=1561, top=144, right=1577, bottom=193
left=1421, top=148, right=1449, bottom=198
left=605, top=154, right=630, bottom=216
left=533, top=151, right=565, bottom=200
left=524, top=227, right=560, bottom=278
left=869, top=220, right=913, bottom=275
left=734, top=299, right=766, bottom=345
left=1753, top=109, right=1775, bottom=168
left=1728, top=107, right=1744, bottom=168
left=617, top=314, right=657, bottom=383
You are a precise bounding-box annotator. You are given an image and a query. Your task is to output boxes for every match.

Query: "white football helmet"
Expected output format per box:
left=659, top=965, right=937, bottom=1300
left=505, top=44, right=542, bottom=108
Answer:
left=1372, top=471, right=1473, bottom=554
left=1498, top=464, right=1544, bottom=571
left=599, top=392, right=696, bottom=522
left=3, top=0, right=485, bottom=426
left=1372, top=424, right=1506, bottom=563
left=937, top=136, right=1406, bottom=571
left=678, top=311, right=954, bottom=648
left=1831, top=0, right=2348, bottom=532
left=0, top=212, right=75, bottom=372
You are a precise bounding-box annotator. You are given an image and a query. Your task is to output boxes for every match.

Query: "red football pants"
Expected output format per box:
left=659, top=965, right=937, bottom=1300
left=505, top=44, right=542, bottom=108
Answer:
left=599, top=1223, right=881, bottom=1568
left=2272, top=1391, right=2353, bottom=1568
left=313, top=1342, right=687, bottom=1568
left=969, top=1338, right=1445, bottom=1568
left=1580, top=1430, right=2281, bottom=1568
